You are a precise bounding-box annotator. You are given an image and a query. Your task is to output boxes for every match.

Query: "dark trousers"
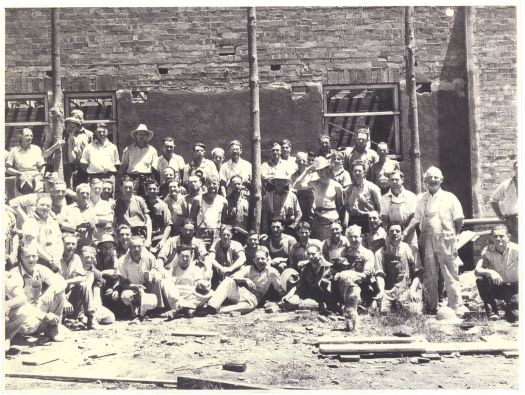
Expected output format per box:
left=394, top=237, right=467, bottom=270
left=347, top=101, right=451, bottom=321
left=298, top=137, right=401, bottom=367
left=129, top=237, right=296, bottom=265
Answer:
left=64, top=163, right=88, bottom=189
left=504, top=215, right=518, bottom=243
left=476, top=277, right=518, bottom=321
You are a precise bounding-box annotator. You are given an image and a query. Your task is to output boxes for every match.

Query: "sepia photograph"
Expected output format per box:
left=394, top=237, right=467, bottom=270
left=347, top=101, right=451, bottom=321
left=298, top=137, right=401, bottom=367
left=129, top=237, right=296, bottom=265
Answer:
left=2, top=1, right=521, bottom=391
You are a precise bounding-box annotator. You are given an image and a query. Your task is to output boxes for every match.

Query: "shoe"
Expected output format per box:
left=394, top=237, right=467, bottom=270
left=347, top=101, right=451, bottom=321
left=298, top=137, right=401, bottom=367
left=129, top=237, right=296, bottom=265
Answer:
left=46, top=324, right=66, bottom=342
left=205, top=305, right=219, bottom=315
left=86, top=316, right=101, bottom=330
left=489, top=313, right=499, bottom=321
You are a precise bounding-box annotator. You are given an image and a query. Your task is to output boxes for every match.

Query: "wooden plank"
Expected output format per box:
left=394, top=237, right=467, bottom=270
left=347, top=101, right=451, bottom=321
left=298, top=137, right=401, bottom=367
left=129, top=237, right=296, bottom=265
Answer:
left=338, top=355, right=360, bottom=362
left=177, top=375, right=275, bottom=390
left=425, top=341, right=518, bottom=355
left=316, top=335, right=425, bottom=345
left=324, top=111, right=400, bottom=117
left=171, top=330, right=217, bottom=337
left=319, top=342, right=427, bottom=355
left=22, top=356, right=60, bottom=366
left=502, top=351, right=518, bottom=359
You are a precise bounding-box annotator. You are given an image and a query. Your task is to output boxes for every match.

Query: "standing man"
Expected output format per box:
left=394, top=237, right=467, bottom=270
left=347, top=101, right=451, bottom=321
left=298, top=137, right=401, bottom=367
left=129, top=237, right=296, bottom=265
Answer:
left=63, top=116, right=93, bottom=189
left=405, top=166, right=465, bottom=316
left=144, top=180, right=172, bottom=254
left=280, top=139, right=298, bottom=176
left=121, top=124, right=158, bottom=197
left=225, top=175, right=251, bottom=241
left=490, top=161, right=518, bottom=242
left=80, top=123, right=120, bottom=194
left=182, top=142, right=218, bottom=187
left=343, top=127, right=378, bottom=180
left=154, top=137, right=185, bottom=186
left=219, top=140, right=252, bottom=196
left=475, top=225, right=518, bottom=322
left=369, top=142, right=400, bottom=192
left=113, top=176, right=152, bottom=246
left=261, top=142, right=291, bottom=192
left=317, top=134, right=336, bottom=159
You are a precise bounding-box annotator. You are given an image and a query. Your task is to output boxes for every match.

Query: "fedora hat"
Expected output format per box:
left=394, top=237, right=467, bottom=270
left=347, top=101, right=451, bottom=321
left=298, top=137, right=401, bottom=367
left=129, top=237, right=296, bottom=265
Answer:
left=16, top=173, right=37, bottom=194
left=312, top=156, right=331, bottom=171
left=96, top=234, right=118, bottom=248
left=139, top=292, right=158, bottom=317
left=269, top=168, right=291, bottom=184
left=131, top=124, right=154, bottom=142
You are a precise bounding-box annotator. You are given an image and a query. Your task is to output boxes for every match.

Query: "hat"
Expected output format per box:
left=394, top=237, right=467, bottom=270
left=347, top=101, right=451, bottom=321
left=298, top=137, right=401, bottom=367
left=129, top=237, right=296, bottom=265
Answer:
left=312, top=156, right=331, bottom=171
left=16, top=174, right=36, bottom=194
left=194, top=280, right=213, bottom=297
left=280, top=268, right=300, bottom=292
left=65, top=117, right=82, bottom=126
left=269, top=168, right=291, bottom=183
left=96, top=234, right=118, bottom=248
left=139, top=292, right=158, bottom=317
left=131, top=124, right=154, bottom=142
left=193, top=142, right=206, bottom=150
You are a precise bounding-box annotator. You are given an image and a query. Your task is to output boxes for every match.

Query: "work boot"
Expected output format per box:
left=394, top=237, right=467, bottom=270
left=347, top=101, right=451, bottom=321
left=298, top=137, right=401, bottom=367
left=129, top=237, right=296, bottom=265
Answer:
left=86, top=315, right=100, bottom=330
left=45, top=324, right=66, bottom=342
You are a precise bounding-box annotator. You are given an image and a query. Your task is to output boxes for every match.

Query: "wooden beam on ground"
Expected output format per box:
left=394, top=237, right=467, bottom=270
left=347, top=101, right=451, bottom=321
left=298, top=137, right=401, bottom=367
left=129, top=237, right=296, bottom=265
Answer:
left=171, top=330, right=217, bottom=337
left=319, top=341, right=518, bottom=356
left=177, top=375, right=275, bottom=390
left=316, top=335, right=426, bottom=345
left=5, top=373, right=178, bottom=387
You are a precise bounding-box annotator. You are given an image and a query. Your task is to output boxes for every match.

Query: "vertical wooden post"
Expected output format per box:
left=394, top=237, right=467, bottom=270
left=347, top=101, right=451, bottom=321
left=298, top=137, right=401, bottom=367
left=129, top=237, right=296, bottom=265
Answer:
left=50, top=8, right=64, bottom=179
left=247, top=7, right=262, bottom=231
left=464, top=6, right=483, bottom=217
left=404, top=6, right=422, bottom=193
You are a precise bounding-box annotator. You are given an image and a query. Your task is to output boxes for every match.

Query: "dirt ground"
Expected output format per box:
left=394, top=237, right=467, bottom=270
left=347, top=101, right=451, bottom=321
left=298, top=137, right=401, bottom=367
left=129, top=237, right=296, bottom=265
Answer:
left=3, top=308, right=520, bottom=391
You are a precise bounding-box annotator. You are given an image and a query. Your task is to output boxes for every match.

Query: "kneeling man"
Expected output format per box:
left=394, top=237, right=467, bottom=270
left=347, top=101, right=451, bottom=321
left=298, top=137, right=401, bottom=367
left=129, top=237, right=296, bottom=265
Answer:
left=475, top=225, right=518, bottom=322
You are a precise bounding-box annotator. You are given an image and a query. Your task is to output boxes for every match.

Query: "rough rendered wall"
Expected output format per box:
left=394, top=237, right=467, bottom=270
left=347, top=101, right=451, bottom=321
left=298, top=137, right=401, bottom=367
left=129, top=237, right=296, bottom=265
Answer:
left=472, top=7, right=517, bottom=215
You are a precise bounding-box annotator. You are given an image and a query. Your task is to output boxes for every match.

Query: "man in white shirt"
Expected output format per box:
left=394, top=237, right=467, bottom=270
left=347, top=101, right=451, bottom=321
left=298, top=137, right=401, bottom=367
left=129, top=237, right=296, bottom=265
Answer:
left=490, top=161, right=518, bottom=242
left=219, top=140, right=252, bottom=196
left=154, top=137, right=185, bottom=185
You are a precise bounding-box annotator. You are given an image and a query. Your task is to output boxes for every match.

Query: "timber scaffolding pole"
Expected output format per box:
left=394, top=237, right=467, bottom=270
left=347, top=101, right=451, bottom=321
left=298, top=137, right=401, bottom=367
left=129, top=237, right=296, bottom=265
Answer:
left=404, top=6, right=422, bottom=193
left=50, top=8, right=64, bottom=179
left=248, top=7, right=262, bottom=231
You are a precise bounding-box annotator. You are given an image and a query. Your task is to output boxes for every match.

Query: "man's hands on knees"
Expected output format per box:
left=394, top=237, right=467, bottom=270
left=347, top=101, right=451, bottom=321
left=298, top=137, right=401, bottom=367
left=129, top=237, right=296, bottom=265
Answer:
left=43, top=312, right=60, bottom=325
left=488, top=270, right=503, bottom=286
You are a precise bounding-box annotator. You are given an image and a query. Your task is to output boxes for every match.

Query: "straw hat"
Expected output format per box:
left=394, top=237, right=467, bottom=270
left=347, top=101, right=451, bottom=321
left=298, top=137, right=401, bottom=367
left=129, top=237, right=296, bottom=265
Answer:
left=96, top=234, right=118, bottom=248
left=139, top=292, right=158, bottom=317
left=131, top=124, right=154, bottom=142
left=312, top=156, right=331, bottom=171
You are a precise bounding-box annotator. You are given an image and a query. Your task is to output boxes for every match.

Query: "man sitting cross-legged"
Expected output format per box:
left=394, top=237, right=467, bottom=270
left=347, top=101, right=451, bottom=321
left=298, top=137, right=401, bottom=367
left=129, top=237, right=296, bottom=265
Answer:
left=374, top=223, right=423, bottom=315
left=475, top=224, right=518, bottom=322
left=5, top=244, right=67, bottom=343
left=160, top=245, right=214, bottom=319
left=205, top=247, right=285, bottom=315
left=207, top=224, right=246, bottom=288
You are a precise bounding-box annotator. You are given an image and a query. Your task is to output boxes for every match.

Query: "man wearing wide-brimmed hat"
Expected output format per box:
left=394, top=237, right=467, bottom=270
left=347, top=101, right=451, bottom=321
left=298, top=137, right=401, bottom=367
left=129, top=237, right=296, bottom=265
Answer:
left=64, top=115, right=93, bottom=188
left=121, top=123, right=158, bottom=197
left=261, top=168, right=302, bottom=235
left=292, top=156, right=345, bottom=241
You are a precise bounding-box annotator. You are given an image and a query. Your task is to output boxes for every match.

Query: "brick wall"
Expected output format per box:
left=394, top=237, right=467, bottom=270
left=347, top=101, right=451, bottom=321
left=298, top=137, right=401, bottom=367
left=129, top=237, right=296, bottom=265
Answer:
left=4, top=6, right=517, bottom=216
left=472, top=7, right=517, bottom=215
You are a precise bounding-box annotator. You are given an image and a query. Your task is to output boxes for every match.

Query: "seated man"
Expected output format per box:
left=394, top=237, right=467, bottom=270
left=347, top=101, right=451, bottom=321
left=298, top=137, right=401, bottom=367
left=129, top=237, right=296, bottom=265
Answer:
left=374, top=223, right=422, bottom=315
left=321, top=221, right=350, bottom=264
left=205, top=247, right=285, bottom=314
left=144, top=179, right=172, bottom=254
left=113, top=236, right=166, bottom=318
left=5, top=244, right=66, bottom=343
left=94, top=234, right=123, bottom=316
left=475, top=225, right=518, bottom=322
left=288, top=221, right=322, bottom=272
left=282, top=244, right=336, bottom=312
left=161, top=246, right=214, bottom=318
left=362, top=211, right=387, bottom=253
left=262, top=219, right=297, bottom=273
left=207, top=225, right=246, bottom=288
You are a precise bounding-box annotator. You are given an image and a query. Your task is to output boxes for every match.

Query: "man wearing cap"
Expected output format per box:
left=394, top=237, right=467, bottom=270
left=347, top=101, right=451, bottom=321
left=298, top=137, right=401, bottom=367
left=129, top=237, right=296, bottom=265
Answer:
left=344, top=160, right=382, bottom=233
left=154, top=137, right=185, bottom=186
left=293, top=156, right=345, bottom=240
left=343, top=128, right=378, bottom=180
left=182, top=142, right=218, bottom=187
left=121, top=124, right=158, bottom=197
left=261, top=142, right=292, bottom=192
left=63, top=116, right=93, bottom=188
left=113, top=236, right=166, bottom=318
left=219, top=140, right=252, bottom=196
left=160, top=245, right=214, bottom=318
left=206, top=247, right=285, bottom=314
left=374, top=223, right=423, bottom=314
left=207, top=225, right=247, bottom=288
left=95, top=234, right=123, bottom=316
left=113, top=176, right=152, bottom=246
left=5, top=244, right=66, bottom=342
left=288, top=222, right=323, bottom=271
left=490, top=161, right=518, bottom=242
left=404, top=166, right=465, bottom=316
left=80, top=123, right=120, bottom=194
left=261, top=169, right=302, bottom=236
left=144, top=179, right=172, bottom=254
left=475, top=225, right=518, bottom=322
left=157, top=219, right=209, bottom=274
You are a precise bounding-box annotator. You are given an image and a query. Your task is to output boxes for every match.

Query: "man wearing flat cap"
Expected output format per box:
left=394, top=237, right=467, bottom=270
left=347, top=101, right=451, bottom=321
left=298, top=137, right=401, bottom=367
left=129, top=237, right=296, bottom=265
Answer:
left=121, top=124, right=158, bottom=197
left=64, top=115, right=93, bottom=189
left=182, top=142, right=218, bottom=188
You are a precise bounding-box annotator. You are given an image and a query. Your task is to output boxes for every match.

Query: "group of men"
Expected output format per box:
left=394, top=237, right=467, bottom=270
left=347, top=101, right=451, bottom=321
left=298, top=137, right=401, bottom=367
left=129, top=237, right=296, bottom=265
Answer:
left=4, top=119, right=519, bottom=347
